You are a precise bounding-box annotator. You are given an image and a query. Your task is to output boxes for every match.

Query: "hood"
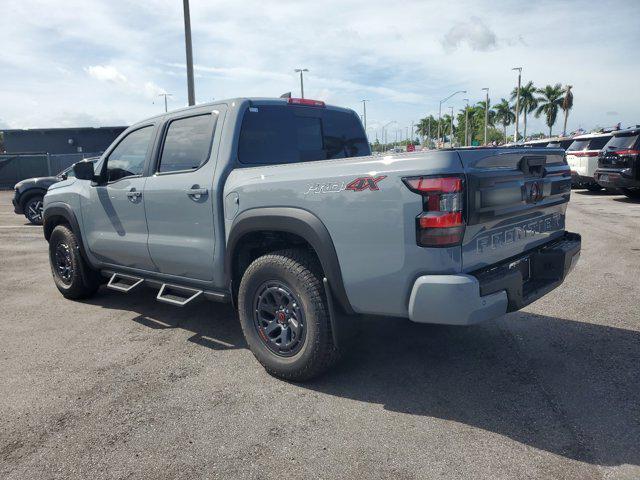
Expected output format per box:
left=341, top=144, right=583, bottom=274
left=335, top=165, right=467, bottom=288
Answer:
left=14, top=176, right=60, bottom=190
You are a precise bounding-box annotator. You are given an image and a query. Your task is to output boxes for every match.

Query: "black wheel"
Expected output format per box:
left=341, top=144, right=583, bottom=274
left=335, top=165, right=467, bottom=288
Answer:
left=24, top=195, right=44, bottom=225
left=237, top=249, right=340, bottom=381
left=48, top=224, right=100, bottom=299
left=586, top=184, right=602, bottom=192
left=622, top=188, right=640, bottom=200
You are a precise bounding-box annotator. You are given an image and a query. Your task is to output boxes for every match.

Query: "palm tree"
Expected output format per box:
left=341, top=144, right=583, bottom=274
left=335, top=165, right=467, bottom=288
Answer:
left=416, top=115, right=436, bottom=145
left=494, top=99, right=515, bottom=143
left=535, top=84, right=564, bottom=137
left=561, top=85, right=573, bottom=136
left=511, top=81, right=537, bottom=140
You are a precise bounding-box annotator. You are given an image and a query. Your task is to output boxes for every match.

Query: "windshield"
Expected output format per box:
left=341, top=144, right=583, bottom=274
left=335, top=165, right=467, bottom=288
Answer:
left=567, top=139, right=589, bottom=151
left=604, top=134, right=640, bottom=151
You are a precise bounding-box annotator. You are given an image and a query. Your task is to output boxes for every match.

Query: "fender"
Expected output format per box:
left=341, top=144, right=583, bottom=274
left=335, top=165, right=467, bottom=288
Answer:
left=43, top=203, right=93, bottom=268
left=225, top=207, right=354, bottom=315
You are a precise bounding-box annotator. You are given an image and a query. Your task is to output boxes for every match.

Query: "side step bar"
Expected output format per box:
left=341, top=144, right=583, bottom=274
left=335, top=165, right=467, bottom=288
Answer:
left=156, top=284, right=203, bottom=307
left=107, top=273, right=143, bottom=293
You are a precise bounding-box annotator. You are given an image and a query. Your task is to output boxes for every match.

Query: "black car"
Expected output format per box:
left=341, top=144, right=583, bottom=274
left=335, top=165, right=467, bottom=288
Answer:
left=594, top=127, right=640, bottom=199
left=12, top=159, right=96, bottom=224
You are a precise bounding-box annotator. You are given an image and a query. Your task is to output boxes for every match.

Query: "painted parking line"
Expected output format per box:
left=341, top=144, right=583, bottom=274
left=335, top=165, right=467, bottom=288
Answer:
left=0, top=225, right=42, bottom=229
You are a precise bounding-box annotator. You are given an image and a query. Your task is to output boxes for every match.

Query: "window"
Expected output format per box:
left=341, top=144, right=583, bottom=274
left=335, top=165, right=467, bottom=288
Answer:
left=238, top=105, right=370, bottom=165
left=604, top=133, right=640, bottom=151
left=105, top=126, right=153, bottom=182
left=588, top=136, right=611, bottom=150
left=567, top=139, right=589, bottom=152
left=158, top=114, right=215, bottom=173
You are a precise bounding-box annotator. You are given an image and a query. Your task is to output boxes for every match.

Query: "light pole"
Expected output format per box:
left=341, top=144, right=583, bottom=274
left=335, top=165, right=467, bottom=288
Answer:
left=482, top=87, right=490, bottom=145
left=361, top=99, right=368, bottom=131
left=182, top=0, right=195, bottom=106
left=294, top=68, right=308, bottom=98
left=382, top=120, right=396, bottom=153
left=512, top=67, right=522, bottom=142
left=463, top=98, right=469, bottom=147
left=158, top=93, right=173, bottom=113
left=427, top=118, right=431, bottom=148
left=438, top=90, right=466, bottom=147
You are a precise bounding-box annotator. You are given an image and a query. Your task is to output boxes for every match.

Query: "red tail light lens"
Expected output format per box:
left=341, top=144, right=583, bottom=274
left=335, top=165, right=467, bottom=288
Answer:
left=287, top=98, right=326, bottom=107
left=403, top=175, right=465, bottom=247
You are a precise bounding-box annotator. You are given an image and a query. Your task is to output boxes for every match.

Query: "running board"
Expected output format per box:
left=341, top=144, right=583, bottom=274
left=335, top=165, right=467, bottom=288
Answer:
left=156, top=283, right=203, bottom=307
left=107, top=273, right=143, bottom=293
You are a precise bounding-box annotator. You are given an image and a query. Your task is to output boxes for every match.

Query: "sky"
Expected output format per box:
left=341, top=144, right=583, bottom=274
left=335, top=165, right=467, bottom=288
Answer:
left=1, top=0, right=639, bottom=139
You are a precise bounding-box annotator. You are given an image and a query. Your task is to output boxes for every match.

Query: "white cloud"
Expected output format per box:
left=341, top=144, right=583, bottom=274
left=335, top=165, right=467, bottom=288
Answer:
left=442, top=17, right=498, bottom=53
left=85, top=65, right=128, bottom=84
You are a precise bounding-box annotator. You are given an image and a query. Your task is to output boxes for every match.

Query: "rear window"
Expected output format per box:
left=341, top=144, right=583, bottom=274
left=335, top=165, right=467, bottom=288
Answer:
left=567, top=139, right=589, bottom=151
left=604, top=133, right=640, bottom=151
left=588, top=136, right=611, bottom=150
left=238, top=105, right=370, bottom=165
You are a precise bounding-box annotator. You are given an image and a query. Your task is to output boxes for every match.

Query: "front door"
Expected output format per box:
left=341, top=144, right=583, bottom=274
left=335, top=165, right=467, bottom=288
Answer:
left=143, top=108, right=223, bottom=281
left=81, top=125, right=157, bottom=271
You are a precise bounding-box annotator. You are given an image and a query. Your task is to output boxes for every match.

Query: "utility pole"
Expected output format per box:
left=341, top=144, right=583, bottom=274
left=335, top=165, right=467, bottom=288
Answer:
left=427, top=118, right=431, bottom=148
left=410, top=121, right=414, bottom=144
left=182, top=0, right=195, bottom=106
left=158, top=93, right=173, bottom=113
left=294, top=68, right=308, bottom=98
left=482, top=87, right=490, bottom=145
left=512, top=67, right=522, bottom=142
left=463, top=98, right=469, bottom=146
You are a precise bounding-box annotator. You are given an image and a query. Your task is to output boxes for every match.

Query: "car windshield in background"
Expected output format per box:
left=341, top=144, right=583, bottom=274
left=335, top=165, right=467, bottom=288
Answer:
left=567, top=139, right=589, bottom=151
left=238, top=105, right=370, bottom=165
left=604, top=134, right=639, bottom=151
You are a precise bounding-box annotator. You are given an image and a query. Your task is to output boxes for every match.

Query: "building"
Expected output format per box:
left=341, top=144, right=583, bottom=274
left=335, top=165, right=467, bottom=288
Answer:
left=2, top=126, right=126, bottom=154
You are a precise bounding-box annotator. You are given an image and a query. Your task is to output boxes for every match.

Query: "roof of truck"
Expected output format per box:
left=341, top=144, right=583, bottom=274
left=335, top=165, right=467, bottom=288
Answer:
left=570, top=132, right=614, bottom=140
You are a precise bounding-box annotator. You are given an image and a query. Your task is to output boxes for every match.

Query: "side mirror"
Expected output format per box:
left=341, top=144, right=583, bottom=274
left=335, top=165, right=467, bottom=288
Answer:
left=73, top=162, right=96, bottom=181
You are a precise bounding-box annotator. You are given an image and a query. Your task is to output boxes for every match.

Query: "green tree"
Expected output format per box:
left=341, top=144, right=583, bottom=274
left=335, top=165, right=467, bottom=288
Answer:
left=561, top=85, right=574, bottom=136
left=511, top=81, right=538, bottom=140
left=494, top=99, right=515, bottom=143
left=535, top=84, right=564, bottom=137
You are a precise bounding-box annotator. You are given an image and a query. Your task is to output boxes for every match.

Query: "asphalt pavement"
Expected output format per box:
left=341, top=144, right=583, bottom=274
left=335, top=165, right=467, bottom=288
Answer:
left=1, top=189, right=639, bottom=479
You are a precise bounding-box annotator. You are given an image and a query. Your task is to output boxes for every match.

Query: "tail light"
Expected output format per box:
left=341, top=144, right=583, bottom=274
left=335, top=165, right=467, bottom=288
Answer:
left=287, top=98, right=325, bottom=107
left=403, top=175, right=465, bottom=247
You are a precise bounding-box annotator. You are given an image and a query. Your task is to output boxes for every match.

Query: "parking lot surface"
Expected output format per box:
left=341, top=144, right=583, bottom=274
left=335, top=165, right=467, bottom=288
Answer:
left=1, top=189, right=639, bottom=480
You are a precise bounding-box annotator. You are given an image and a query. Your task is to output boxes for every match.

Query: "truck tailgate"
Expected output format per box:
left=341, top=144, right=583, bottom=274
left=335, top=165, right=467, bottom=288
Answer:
left=459, top=148, right=572, bottom=272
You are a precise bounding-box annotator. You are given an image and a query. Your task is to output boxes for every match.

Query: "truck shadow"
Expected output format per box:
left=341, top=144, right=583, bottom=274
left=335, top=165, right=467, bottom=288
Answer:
left=84, top=289, right=638, bottom=467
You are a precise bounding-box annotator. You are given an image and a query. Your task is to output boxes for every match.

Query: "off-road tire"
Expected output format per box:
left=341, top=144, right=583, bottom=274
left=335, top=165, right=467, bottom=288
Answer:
left=24, top=195, right=44, bottom=225
left=238, top=249, right=340, bottom=381
left=49, top=224, right=101, bottom=299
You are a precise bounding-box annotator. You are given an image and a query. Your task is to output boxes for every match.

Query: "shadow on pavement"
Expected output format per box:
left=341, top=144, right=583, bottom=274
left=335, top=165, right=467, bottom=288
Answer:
left=84, top=288, right=639, bottom=467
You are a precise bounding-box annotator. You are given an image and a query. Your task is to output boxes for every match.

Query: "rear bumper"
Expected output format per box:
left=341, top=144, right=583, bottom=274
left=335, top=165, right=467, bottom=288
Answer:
left=595, top=168, right=640, bottom=189
left=571, top=171, right=598, bottom=187
left=408, top=232, right=581, bottom=325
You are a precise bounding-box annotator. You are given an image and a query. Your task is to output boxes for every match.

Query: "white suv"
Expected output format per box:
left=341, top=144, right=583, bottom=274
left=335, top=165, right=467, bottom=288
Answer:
left=566, top=132, right=612, bottom=191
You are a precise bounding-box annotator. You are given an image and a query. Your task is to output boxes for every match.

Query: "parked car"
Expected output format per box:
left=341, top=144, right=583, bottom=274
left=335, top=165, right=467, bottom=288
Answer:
left=12, top=159, right=96, bottom=224
left=566, top=132, right=612, bottom=190
left=594, top=127, right=640, bottom=199
left=546, top=137, right=574, bottom=150
left=42, top=97, right=581, bottom=380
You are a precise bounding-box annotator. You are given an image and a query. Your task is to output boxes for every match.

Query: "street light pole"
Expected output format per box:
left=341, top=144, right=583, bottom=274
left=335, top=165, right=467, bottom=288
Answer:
left=158, top=93, right=173, bottom=113
left=437, top=90, right=466, bottom=147
left=463, top=98, right=469, bottom=147
left=482, top=87, right=490, bottom=145
left=512, top=67, right=522, bottom=142
left=294, top=68, right=308, bottom=98
left=361, top=99, right=368, bottom=130
left=182, top=0, right=195, bottom=106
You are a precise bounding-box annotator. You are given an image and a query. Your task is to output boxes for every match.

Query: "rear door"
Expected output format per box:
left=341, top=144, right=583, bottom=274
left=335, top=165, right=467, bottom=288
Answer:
left=460, top=148, right=572, bottom=271
left=143, top=106, right=225, bottom=282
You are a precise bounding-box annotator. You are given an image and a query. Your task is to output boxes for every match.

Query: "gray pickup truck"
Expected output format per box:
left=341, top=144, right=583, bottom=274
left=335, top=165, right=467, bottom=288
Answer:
left=43, top=97, right=581, bottom=380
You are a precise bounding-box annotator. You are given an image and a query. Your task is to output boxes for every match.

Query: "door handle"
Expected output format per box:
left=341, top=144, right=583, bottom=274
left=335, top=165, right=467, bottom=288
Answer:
left=186, top=186, right=208, bottom=200
left=126, top=190, right=142, bottom=202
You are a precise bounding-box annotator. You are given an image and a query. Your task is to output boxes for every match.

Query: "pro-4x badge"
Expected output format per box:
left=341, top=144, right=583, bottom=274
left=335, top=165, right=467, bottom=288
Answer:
left=345, top=176, right=386, bottom=192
